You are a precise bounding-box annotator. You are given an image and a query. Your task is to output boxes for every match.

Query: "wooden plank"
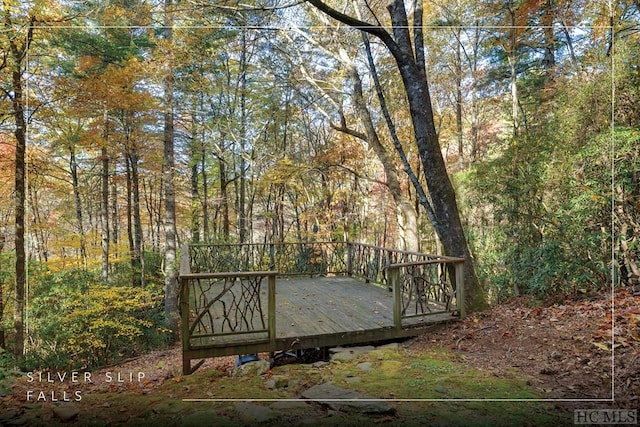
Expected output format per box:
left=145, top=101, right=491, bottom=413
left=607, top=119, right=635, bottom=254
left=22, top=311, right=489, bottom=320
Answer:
left=183, top=275, right=459, bottom=372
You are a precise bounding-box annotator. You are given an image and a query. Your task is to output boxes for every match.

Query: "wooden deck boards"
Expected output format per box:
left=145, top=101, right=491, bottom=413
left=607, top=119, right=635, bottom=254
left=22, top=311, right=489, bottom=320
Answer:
left=274, top=277, right=394, bottom=337
left=186, top=276, right=456, bottom=362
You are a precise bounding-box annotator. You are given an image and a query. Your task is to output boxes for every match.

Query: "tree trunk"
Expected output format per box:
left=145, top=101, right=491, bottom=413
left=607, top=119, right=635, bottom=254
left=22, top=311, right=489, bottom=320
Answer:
left=219, top=157, right=230, bottom=239
left=100, top=112, right=110, bottom=283
left=12, top=66, right=26, bottom=363
left=110, top=158, right=119, bottom=258
left=454, top=26, right=464, bottom=167
left=201, top=144, right=209, bottom=241
left=125, top=155, right=135, bottom=281
left=238, top=28, right=248, bottom=244
left=130, top=148, right=143, bottom=287
left=163, top=0, right=179, bottom=337
left=341, top=51, right=419, bottom=252
left=306, top=0, right=486, bottom=311
left=70, top=146, right=88, bottom=268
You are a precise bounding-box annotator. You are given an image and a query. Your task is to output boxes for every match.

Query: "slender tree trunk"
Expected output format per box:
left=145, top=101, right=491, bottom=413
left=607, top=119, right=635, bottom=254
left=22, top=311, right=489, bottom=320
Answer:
left=238, top=28, right=248, bottom=244
left=125, top=155, right=135, bottom=280
left=340, top=50, right=419, bottom=252
left=190, top=124, right=200, bottom=242
left=219, top=157, right=230, bottom=239
left=201, top=144, right=209, bottom=241
left=454, top=26, right=464, bottom=167
left=110, top=158, right=119, bottom=258
left=163, top=0, right=179, bottom=337
left=70, top=146, right=87, bottom=268
left=506, top=1, right=519, bottom=137
left=28, top=183, right=48, bottom=262
left=130, top=148, right=143, bottom=287
left=12, top=66, right=26, bottom=363
left=101, top=110, right=110, bottom=283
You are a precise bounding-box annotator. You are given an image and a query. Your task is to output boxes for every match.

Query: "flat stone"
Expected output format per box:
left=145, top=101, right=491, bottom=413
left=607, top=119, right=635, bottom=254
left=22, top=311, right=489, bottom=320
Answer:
left=269, top=400, right=310, bottom=410
left=376, top=343, right=399, bottom=351
left=356, top=362, right=373, bottom=372
left=331, top=352, right=357, bottom=362
left=435, top=385, right=449, bottom=394
left=301, top=383, right=395, bottom=415
left=232, top=359, right=270, bottom=377
left=235, top=402, right=275, bottom=423
left=52, top=404, right=80, bottom=422
left=312, top=361, right=330, bottom=368
left=180, top=410, right=219, bottom=427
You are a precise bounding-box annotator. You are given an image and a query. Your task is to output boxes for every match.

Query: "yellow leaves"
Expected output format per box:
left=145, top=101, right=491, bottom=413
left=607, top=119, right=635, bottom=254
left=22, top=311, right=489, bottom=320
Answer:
left=259, top=157, right=307, bottom=190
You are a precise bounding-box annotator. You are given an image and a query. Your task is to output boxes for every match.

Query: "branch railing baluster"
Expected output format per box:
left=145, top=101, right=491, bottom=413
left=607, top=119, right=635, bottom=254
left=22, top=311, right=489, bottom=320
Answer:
left=180, top=241, right=464, bottom=374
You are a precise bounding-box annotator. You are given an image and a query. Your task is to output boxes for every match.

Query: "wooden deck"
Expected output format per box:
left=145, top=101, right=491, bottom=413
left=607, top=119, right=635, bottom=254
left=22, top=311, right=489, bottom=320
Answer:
left=180, top=242, right=464, bottom=374
left=182, top=275, right=456, bottom=374
left=273, top=276, right=453, bottom=339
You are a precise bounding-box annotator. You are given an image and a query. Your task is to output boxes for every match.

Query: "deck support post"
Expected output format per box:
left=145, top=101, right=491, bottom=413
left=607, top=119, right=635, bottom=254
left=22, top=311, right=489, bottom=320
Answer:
left=268, top=273, right=276, bottom=347
left=389, top=266, right=402, bottom=330
left=455, top=261, right=465, bottom=319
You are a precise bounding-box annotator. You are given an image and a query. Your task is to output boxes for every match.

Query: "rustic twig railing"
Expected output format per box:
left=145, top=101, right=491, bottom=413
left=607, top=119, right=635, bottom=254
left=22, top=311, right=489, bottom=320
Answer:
left=180, top=241, right=465, bottom=374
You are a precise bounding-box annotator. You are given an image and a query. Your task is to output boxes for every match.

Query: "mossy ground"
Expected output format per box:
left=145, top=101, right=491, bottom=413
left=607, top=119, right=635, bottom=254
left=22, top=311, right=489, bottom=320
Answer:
left=4, top=344, right=574, bottom=426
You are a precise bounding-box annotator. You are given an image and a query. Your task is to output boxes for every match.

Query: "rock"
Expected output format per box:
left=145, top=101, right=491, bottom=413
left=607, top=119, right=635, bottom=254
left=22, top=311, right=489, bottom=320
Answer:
left=376, top=343, right=399, bottom=351
left=301, top=383, right=395, bottom=415
left=434, top=385, right=449, bottom=394
left=232, top=359, right=270, bottom=377
left=356, top=362, right=373, bottom=372
left=52, top=404, right=80, bottom=422
left=265, top=375, right=289, bottom=390
left=331, top=352, right=357, bottom=362
left=287, top=379, right=301, bottom=391
left=312, top=361, right=330, bottom=368
left=235, top=402, right=275, bottom=423
left=269, top=400, right=310, bottom=411
left=180, top=410, right=220, bottom=427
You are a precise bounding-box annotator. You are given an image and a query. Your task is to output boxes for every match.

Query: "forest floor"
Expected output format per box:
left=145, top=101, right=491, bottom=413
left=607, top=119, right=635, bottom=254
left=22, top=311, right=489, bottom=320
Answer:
left=1, top=287, right=638, bottom=426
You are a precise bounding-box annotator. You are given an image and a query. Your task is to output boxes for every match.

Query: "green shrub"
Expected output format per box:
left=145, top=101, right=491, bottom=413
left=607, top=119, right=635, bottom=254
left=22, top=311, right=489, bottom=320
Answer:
left=26, top=268, right=171, bottom=370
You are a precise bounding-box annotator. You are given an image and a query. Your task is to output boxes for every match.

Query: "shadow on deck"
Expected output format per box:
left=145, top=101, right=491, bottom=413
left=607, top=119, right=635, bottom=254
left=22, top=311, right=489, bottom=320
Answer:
left=179, top=242, right=466, bottom=375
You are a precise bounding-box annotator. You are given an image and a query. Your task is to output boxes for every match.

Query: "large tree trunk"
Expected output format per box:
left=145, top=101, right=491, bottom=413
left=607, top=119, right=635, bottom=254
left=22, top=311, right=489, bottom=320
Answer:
left=163, top=0, right=179, bottom=337
left=387, top=0, right=484, bottom=309
left=306, top=0, right=486, bottom=311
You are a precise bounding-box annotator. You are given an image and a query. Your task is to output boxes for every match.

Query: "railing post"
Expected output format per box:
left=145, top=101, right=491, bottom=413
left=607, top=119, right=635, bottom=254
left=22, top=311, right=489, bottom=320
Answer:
left=268, top=273, right=277, bottom=348
left=455, top=261, right=465, bottom=319
left=180, top=276, right=191, bottom=375
left=179, top=244, right=191, bottom=375
left=389, top=265, right=402, bottom=330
